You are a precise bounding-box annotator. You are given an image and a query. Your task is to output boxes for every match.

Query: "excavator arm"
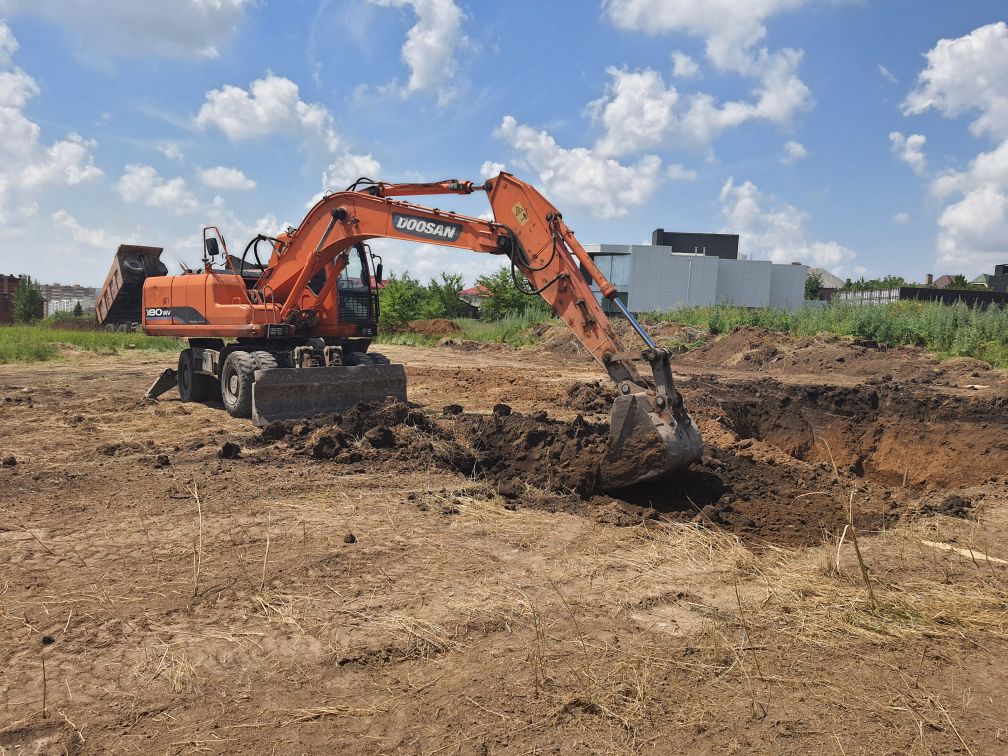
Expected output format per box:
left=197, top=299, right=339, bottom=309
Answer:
left=253, top=172, right=702, bottom=483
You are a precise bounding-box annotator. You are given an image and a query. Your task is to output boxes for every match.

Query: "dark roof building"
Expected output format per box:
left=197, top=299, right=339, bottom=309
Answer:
left=650, top=229, right=739, bottom=260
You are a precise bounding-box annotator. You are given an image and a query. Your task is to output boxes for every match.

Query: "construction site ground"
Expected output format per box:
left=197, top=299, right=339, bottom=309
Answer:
left=2, top=329, right=1007, bottom=754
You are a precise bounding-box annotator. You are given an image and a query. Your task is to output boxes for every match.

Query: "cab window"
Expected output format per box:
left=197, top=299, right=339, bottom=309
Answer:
left=337, top=248, right=370, bottom=290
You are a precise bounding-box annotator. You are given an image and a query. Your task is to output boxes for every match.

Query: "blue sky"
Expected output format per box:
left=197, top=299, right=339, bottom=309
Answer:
left=0, top=0, right=1005, bottom=286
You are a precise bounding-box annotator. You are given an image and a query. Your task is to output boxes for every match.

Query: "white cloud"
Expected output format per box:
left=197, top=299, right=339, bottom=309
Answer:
left=51, top=209, right=118, bottom=249
left=892, top=211, right=909, bottom=224
left=586, top=58, right=809, bottom=154
left=200, top=166, right=256, bottom=191
left=903, top=21, right=1008, bottom=139
left=666, top=163, right=696, bottom=180
left=602, top=0, right=813, bottom=139
left=158, top=142, right=183, bottom=161
left=368, top=0, right=467, bottom=105
left=196, top=74, right=339, bottom=149
left=480, top=160, right=505, bottom=179
left=589, top=67, right=680, bottom=156
left=0, top=23, right=102, bottom=225
left=117, top=164, right=200, bottom=214
left=671, top=51, right=700, bottom=78
left=889, top=131, right=927, bottom=175
left=901, top=23, right=1008, bottom=274
left=0, top=0, right=251, bottom=60
left=0, top=20, right=17, bottom=66
left=321, top=153, right=383, bottom=193
left=781, top=140, right=807, bottom=164
left=928, top=140, right=1008, bottom=273
left=20, top=133, right=102, bottom=188
left=878, top=64, right=897, bottom=84
left=196, top=74, right=379, bottom=192
left=719, top=177, right=860, bottom=274
left=494, top=115, right=664, bottom=220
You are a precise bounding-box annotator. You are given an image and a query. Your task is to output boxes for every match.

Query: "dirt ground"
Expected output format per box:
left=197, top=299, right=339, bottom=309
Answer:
left=2, top=330, right=1007, bottom=754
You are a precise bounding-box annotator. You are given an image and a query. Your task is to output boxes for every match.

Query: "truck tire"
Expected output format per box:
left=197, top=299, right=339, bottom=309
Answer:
left=220, top=351, right=256, bottom=418
left=178, top=349, right=211, bottom=402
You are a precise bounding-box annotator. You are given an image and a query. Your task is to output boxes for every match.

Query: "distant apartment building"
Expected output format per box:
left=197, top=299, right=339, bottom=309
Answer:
left=41, top=283, right=97, bottom=316
left=0, top=274, right=19, bottom=323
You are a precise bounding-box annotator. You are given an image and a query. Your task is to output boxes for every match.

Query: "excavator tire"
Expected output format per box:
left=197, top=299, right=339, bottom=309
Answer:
left=250, top=351, right=279, bottom=372
left=366, top=351, right=391, bottom=365
left=178, top=349, right=213, bottom=402
left=221, top=350, right=257, bottom=418
left=343, top=351, right=375, bottom=366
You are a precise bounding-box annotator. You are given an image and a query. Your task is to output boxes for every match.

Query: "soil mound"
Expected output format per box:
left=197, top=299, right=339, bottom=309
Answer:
left=676, top=326, right=784, bottom=368
left=407, top=318, right=460, bottom=337
left=566, top=381, right=615, bottom=413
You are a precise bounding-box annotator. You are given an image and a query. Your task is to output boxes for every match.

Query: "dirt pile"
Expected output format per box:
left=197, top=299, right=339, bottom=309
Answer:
left=406, top=318, right=460, bottom=337
left=565, top=381, right=615, bottom=413
left=260, top=399, right=612, bottom=497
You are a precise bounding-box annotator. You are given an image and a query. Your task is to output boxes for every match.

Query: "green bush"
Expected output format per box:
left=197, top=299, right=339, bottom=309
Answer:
left=377, top=266, right=552, bottom=329
left=475, top=267, right=551, bottom=321
left=13, top=276, right=44, bottom=323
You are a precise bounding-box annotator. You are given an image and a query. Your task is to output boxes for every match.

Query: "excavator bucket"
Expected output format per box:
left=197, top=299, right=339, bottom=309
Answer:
left=251, top=364, right=408, bottom=426
left=602, top=393, right=703, bottom=489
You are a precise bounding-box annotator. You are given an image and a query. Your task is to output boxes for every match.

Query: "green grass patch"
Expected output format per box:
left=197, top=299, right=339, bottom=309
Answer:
left=644, top=301, right=1008, bottom=368
left=375, top=308, right=557, bottom=349
left=454, top=310, right=556, bottom=346
left=0, top=324, right=179, bottom=364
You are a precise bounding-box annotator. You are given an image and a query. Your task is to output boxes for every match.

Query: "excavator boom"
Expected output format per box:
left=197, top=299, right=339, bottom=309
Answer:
left=142, top=172, right=702, bottom=488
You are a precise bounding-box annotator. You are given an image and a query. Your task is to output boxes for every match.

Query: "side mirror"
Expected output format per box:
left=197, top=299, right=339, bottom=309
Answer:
left=205, top=238, right=220, bottom=259
left=374, top=262, right=383, bottom=285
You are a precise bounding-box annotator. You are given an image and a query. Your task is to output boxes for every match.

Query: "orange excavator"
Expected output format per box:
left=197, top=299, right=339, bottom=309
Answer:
left=142, top=172, right=702, bottom=488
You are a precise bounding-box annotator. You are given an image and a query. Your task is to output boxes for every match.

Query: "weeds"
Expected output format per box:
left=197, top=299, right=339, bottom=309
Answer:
left=0, top=324, right=178, bottom=363
left=646, top=301, right=1008, bottom=367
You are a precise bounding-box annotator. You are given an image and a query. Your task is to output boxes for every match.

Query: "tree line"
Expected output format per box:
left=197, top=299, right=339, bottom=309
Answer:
left=378, top=266, right=550, bottom=329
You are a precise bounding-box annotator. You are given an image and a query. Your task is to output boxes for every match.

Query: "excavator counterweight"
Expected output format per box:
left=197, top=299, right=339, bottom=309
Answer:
left=141, top=173, right=702, bottom=488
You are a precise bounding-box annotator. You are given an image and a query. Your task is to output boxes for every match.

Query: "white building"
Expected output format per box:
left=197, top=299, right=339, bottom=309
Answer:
left=584, top=244, right=808, bottom=313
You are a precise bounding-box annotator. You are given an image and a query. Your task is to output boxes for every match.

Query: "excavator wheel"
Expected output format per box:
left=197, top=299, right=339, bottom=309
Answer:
left=220, top=350, right=257, bottom=418
left=366, top=351, right=391, bottom=365
left=178, top=349, right=214, bottom=403
left=343, top=351, right=375, bottom=366
left=250, top=350, right=279, bottom=372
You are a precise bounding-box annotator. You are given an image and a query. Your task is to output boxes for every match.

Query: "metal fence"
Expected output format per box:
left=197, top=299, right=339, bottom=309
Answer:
left=833, top=286, right=1008, bottom=308
left=833, top=288, right=901, bottom=305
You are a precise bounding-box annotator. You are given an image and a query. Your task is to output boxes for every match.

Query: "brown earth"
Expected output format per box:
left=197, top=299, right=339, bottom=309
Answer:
left=2, top=331, right=1008, bottom=753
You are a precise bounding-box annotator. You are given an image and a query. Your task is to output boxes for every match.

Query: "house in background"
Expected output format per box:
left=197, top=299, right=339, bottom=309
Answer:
left=971, top=265, right=1008, bottom=292
left=931, top=274, right=956, bottom=289
left=458, top=285, right=490, bottom=311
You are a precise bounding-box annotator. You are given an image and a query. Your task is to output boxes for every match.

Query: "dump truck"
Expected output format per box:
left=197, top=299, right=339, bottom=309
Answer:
left=95, top=245, right=168, bottom=331
left=142, top=172, right=703, bottom=489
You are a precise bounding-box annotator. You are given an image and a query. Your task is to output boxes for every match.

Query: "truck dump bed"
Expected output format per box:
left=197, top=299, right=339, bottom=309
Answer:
left=95, top=245, right=167, bottom=330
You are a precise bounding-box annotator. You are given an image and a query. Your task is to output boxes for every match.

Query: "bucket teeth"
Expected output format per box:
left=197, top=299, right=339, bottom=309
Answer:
left=251, top=364, right=408, bottom=426
left=603, top=393, right=702, bottom=489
